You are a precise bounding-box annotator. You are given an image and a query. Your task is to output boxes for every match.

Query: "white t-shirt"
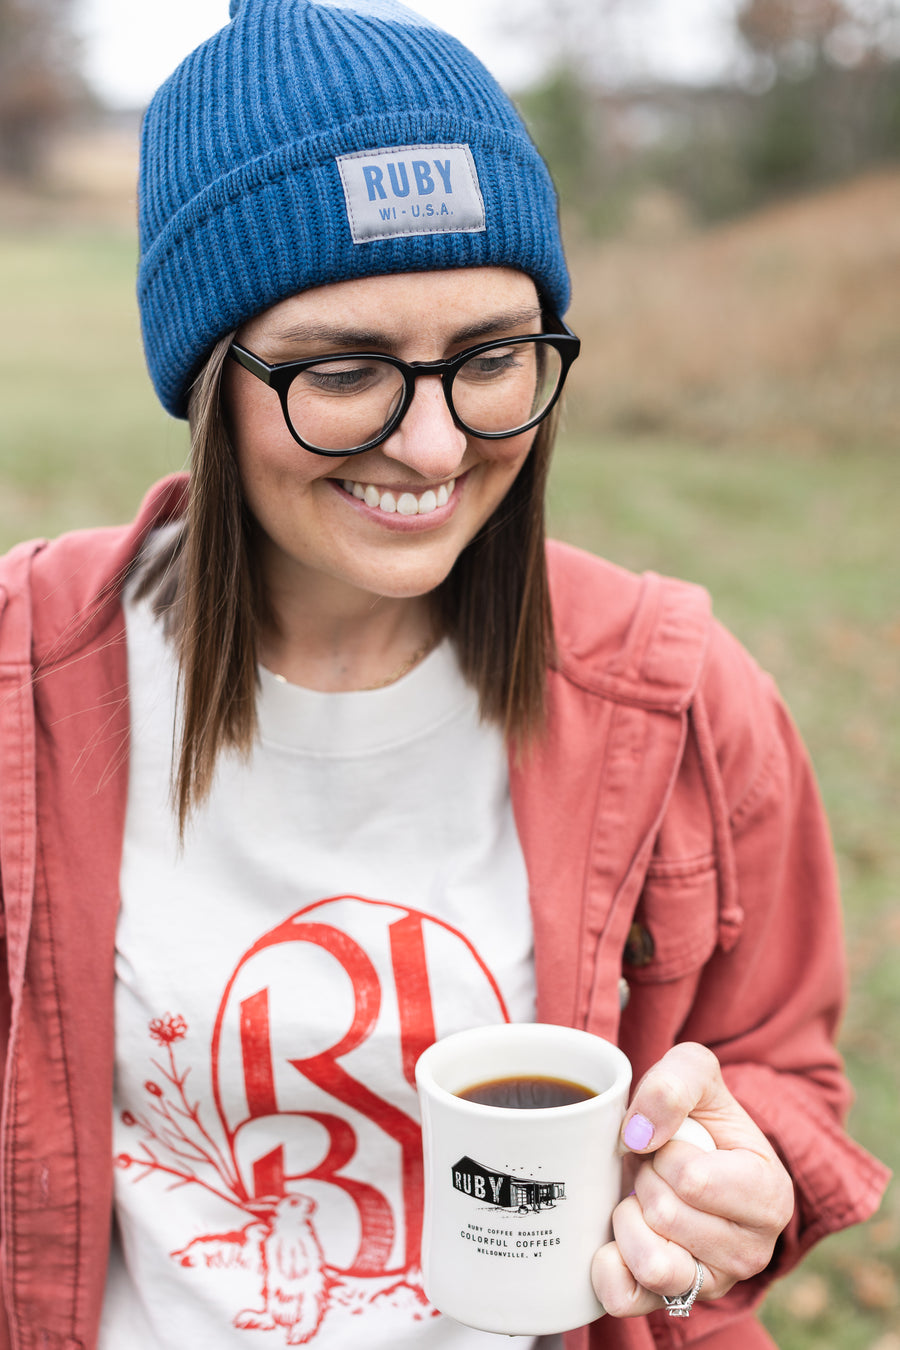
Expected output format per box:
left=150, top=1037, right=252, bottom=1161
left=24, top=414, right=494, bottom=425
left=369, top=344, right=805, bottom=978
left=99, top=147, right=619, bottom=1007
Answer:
left=101, top=578, right=536, bottom=1350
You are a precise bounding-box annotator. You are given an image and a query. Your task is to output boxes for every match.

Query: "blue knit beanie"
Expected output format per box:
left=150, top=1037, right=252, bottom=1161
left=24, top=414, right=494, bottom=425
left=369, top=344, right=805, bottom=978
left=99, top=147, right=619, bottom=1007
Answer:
left=137, top=0, right=570, bottom=417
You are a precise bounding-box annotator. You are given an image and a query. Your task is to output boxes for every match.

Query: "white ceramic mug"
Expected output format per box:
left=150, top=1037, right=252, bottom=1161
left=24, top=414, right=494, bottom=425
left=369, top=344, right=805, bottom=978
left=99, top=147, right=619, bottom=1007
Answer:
left=415, top=1022, right=714, bottom=1337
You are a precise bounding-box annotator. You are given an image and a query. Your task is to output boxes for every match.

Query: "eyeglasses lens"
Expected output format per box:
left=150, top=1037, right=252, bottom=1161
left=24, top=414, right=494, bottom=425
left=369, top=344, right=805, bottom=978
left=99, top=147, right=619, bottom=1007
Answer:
left=286, top=358, right=405, bottom=454
left=452, top=341, right=561, bottom=438
left=284, top=340, right=562, bottom=453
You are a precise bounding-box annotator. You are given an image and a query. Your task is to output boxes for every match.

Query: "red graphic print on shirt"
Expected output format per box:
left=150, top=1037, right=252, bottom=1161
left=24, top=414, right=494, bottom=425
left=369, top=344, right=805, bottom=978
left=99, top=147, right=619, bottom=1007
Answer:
left=118, top=896, right=510, bottom=1344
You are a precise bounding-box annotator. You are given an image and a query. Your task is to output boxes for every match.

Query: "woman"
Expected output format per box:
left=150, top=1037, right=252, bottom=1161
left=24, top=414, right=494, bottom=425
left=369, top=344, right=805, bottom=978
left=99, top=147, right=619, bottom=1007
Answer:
left=0, top=0, right=888, bottom=1347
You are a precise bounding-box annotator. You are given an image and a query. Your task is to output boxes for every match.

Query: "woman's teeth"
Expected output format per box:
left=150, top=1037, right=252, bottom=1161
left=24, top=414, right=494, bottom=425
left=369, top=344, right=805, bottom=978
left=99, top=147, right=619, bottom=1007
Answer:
left=341, top=478, right=457, bottom=516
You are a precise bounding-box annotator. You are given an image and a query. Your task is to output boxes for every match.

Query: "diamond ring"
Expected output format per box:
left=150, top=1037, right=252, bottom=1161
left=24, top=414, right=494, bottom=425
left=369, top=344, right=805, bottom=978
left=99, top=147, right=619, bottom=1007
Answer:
left=663, top=1258, right=705, bottom=1317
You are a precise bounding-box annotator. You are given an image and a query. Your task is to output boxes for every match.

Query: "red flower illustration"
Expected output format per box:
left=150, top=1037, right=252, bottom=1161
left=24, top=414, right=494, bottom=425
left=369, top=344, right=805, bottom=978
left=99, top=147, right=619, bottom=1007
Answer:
left=123, top=1010, right=245, bottom=1212
left=149, top=1013, right=188, bottom=1046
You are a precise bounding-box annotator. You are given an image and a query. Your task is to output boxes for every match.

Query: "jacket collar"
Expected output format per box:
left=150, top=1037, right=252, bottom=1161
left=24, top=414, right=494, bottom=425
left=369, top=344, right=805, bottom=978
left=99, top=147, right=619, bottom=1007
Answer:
left=547, top=539, right=711, bottom=714
left=28, top=474, right=189, bottom=671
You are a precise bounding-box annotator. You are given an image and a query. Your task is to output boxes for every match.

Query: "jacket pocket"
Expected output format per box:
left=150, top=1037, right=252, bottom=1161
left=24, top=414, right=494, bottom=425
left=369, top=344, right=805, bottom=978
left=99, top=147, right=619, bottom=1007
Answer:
left=623, top=854, right=719, bottom=984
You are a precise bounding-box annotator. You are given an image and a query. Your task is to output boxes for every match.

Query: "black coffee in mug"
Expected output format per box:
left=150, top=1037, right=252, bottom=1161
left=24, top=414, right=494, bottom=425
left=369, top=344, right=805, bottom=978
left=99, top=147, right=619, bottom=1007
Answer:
left=456, top=1074, right=597, bottom=1109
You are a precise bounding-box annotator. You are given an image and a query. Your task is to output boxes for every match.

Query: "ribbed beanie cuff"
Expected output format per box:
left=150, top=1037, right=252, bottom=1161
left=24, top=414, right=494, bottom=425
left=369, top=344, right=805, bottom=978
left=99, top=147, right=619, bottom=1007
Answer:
left=137, top=0, right=570, bottom=417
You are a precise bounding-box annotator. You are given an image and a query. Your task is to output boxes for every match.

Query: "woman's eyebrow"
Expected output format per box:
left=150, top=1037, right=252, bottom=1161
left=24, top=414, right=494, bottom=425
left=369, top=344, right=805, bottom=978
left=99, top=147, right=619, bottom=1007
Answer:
left=448, top=307, right=544, bottom=344
left=266, top=321, right=388, bottom=349
left=266, top=306, right=544, bottom=352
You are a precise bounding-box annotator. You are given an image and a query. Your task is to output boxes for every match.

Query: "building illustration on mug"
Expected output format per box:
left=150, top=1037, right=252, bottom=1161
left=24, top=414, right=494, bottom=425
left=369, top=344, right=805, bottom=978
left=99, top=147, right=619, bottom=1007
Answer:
left=451, top=1157, right=566, bottom=1215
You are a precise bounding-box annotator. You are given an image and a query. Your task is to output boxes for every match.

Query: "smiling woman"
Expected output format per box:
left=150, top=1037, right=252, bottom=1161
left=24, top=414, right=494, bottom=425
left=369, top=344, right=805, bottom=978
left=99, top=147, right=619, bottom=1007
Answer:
left=0, top=2, right=888, bottom=1349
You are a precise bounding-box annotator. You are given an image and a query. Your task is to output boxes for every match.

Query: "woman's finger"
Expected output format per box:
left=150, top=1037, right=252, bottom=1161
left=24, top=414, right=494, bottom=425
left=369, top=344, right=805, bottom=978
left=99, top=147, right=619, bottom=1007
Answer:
left=591, top=1195, right=707, bottom=1319
left=621, top=1042, right=765, bottom=1156
left=632, top=1147, right=791, bottom=1285
left=648, top=1135, right=794, bottom=1234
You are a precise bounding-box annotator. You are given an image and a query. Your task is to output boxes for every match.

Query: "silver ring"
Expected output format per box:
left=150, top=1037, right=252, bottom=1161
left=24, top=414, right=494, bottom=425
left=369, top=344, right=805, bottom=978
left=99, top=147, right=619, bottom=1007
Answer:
left=663, top=1258, right=704, bottom=1317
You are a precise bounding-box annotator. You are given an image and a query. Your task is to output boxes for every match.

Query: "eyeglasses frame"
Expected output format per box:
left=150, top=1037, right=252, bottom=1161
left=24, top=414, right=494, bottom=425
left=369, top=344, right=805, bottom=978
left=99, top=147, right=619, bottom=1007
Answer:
left=227, top=318, right=581, bottom=457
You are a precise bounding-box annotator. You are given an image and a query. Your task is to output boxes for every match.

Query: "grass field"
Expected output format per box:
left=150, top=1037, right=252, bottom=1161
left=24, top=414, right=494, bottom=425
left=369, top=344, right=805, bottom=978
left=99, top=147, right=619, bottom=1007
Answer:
left=0, top=214, right=897, bottom=1347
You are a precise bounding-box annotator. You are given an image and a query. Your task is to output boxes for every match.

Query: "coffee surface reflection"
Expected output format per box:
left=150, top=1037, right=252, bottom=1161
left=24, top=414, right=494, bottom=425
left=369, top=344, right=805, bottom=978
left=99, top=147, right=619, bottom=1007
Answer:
left=456, top=1075, right=596, bottom=1109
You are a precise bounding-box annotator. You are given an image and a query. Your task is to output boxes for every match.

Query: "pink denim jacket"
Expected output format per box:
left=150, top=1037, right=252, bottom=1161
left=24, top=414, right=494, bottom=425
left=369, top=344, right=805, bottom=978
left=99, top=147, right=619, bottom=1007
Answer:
left=0, top=476, right=889, bottom=1350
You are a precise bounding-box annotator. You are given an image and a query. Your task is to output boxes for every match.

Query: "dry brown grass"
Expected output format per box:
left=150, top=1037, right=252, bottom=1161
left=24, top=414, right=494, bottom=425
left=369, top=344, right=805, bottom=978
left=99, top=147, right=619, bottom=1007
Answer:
left=565, top=170, right=900, bottom=449
left=0, top=123, right=139, bottom=229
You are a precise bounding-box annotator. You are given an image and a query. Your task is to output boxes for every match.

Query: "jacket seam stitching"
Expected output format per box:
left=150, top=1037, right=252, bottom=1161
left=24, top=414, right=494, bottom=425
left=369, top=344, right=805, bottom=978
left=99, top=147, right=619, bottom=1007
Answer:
left=5, top=677, right=24, bottom=1348
left=6, top=1035, right=21, bottom=1347
left=575, top=703, right=620, bottom=1028
left=553, top=662, right=693, bottom=713
left=687, top=695, right=743, bottom=945
left=39, top=833, right=84, bottom=1343
left=729, top=735, right=783, bottom=834
left=645, top=851, right=717, bottom=880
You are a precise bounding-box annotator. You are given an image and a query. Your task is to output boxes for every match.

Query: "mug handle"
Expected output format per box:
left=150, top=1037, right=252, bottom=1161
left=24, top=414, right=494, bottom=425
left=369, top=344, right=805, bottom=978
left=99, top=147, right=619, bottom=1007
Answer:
left=670, top=1117, right=716, bottom=1152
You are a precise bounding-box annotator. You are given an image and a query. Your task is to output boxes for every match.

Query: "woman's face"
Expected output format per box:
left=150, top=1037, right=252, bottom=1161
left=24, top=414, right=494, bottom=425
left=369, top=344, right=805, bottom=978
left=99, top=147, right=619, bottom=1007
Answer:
left=225, top=267, right=542, bottom=612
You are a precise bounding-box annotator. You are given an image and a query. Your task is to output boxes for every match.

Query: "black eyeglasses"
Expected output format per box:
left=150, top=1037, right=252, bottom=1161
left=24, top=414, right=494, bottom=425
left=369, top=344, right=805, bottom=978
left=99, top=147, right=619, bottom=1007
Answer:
left=228, top=318, right=580, bottom=456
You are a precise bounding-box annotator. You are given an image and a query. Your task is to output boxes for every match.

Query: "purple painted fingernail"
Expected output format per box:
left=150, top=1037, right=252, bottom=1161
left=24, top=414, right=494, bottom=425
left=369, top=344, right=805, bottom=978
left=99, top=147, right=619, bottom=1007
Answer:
left=623, top=1113, right=655, bottom=1151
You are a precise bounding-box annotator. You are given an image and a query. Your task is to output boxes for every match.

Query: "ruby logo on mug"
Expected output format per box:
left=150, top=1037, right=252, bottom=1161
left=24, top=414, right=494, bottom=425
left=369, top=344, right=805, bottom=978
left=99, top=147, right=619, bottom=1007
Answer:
left=451, top=1155, right=566, bottom=1214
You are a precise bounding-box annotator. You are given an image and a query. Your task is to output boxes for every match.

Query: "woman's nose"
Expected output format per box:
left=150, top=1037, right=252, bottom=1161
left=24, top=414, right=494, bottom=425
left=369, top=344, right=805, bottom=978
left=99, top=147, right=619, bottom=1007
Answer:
left=379, top=375, right=469, bottom=480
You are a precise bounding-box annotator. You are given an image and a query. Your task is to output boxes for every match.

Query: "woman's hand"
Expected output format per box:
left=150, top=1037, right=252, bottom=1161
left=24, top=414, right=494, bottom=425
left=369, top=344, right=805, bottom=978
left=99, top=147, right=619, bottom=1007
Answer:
left=590, top=1042, right=795, bottom=1319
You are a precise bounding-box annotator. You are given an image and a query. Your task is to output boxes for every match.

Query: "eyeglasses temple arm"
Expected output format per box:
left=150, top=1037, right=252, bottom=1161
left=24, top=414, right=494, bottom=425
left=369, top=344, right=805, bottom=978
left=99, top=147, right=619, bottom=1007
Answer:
left=228, top=343, right=275, bottom=386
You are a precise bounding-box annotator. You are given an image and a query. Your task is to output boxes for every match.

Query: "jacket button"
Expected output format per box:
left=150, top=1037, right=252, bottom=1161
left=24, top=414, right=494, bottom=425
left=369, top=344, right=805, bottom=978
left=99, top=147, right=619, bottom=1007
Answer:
left=624, top=922, right=655, bottom=968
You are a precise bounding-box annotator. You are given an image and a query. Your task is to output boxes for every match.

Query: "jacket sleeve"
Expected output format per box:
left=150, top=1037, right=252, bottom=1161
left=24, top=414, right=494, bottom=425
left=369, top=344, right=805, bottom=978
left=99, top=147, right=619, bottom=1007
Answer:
left=668, top=621, right=889, bottom=1337
left=616, top=618, right=890, bottom=1347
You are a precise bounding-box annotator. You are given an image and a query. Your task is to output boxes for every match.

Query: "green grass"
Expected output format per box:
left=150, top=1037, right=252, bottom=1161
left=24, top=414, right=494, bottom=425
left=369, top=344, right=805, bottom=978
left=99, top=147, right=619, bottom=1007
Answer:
left=1, top=226, right=897, bottom=1346
left=0, top=227, right=188, bottom=545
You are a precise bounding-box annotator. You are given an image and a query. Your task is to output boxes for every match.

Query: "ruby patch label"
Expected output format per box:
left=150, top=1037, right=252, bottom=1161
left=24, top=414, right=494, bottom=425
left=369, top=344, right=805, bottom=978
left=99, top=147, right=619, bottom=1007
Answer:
left=337, top=143, right=486, bottom=243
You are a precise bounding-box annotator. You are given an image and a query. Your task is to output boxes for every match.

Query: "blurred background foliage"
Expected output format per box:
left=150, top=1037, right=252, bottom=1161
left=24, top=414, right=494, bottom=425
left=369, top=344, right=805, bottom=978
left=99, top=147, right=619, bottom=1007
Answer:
left=0, top=1, right=898, bottom=1346
left=0, top=0, right=91, bottom=179
left=516, top=0, right=900, bottom=227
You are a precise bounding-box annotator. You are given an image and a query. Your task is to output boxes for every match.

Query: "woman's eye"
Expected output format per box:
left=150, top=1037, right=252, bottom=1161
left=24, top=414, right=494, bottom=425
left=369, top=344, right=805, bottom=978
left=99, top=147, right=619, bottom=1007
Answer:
left=461, top=349, right=520, bottom=380
left=302, top=362, right=380, bottom=393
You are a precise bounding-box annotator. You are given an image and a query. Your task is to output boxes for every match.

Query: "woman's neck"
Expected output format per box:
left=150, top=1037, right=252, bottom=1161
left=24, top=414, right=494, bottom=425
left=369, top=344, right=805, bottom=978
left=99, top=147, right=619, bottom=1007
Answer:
left=258, top=584, right=437, bottom=693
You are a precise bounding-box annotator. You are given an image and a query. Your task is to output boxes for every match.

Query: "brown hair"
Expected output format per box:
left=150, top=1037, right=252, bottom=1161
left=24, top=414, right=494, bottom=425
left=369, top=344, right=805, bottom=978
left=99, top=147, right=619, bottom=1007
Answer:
left=137, top=333, right=558, bottom=833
